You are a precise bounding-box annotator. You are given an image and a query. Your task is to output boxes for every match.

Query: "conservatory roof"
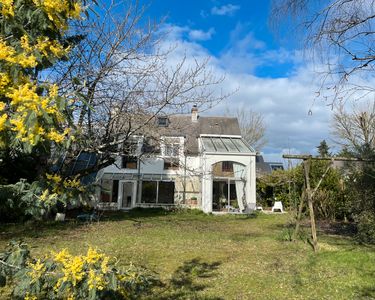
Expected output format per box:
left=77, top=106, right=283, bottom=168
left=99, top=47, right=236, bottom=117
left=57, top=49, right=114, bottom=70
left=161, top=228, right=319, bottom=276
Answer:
left=200, top=136, right=255, bottom=153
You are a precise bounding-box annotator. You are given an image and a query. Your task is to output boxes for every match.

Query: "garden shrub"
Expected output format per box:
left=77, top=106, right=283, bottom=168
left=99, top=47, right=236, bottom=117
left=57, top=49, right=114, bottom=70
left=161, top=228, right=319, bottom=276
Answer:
left=0, top=241, right=157, bottom=299
left=355, top=212, right=375, bottom=244
left=0, top=176, right=92, bottom=223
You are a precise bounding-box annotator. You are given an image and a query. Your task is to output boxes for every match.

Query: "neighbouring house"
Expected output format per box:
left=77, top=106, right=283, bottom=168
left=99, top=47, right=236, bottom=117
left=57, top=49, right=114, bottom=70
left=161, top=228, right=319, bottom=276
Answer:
left=95, top=106, right=257, bottom=213
left=255, top=155, right=284, bottom=176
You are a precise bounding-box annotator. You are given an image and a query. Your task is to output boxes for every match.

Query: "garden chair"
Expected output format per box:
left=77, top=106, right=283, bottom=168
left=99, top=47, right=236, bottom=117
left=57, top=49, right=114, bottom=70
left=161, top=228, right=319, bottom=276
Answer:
left=271, top=201, right=284, bottom=213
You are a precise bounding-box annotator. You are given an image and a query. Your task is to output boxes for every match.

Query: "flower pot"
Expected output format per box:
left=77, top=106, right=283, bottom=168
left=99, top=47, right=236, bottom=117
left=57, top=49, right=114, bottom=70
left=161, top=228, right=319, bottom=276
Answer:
left=55, top=213, right=66, bottom=221
left=190, top=199, right=197, bottom=205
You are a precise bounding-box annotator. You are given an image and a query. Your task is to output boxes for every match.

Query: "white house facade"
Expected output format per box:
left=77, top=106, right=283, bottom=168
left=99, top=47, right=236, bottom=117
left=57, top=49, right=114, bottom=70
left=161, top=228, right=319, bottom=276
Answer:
left=95, top=107, right=257, bottom=213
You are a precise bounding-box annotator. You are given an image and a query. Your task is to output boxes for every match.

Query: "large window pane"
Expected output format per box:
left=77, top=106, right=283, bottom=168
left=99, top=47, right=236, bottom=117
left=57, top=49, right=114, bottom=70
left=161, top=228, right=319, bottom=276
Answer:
left=158, top=182, right=175, bottom=204
left=112, top=180, right=119, bottom=202
left=100, top=179, right=118, bottom=203
left=141, top=181, right=157, bottom=203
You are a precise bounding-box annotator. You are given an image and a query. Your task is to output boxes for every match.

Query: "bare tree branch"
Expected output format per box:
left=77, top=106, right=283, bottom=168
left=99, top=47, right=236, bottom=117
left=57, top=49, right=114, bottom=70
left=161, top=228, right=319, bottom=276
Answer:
left=226, top=107, right=267, bottom=151
left=50, top=0, right=230, bottom=174
left=270, top=0, right=375, bottom=104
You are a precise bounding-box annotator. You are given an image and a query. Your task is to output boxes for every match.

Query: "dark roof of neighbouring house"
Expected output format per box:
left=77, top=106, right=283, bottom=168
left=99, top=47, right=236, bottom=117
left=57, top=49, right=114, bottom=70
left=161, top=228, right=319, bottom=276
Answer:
left=255, top=155, right=285, bottom=175
left=256, top=155, right=272, bottom=175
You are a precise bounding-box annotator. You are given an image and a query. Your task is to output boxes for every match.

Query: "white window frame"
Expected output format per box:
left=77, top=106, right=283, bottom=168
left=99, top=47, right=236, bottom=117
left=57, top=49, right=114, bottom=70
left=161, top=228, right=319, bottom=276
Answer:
left=161, top=136, right=184, bottom=158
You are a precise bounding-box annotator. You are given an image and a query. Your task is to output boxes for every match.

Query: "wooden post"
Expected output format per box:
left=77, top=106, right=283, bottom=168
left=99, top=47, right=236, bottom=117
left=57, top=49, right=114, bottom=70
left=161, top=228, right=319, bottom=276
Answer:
left=303, top=159, right=318, bottom=252
left=282, top=154, right=375, bottom=252
left=292, top=187, right=305, bottom=241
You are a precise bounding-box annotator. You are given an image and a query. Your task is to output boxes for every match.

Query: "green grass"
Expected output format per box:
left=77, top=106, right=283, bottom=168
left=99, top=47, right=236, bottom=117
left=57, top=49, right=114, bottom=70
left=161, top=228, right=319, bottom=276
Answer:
left=1, top=209, right=375, bottom=299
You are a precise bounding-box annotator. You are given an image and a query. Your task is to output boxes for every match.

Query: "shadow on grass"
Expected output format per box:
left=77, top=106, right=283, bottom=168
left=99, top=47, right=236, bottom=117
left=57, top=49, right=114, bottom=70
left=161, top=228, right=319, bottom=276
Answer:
left=106, top=207, right=173, bottom=221
left=0, top=208, right=261, bottom=244
left=152, top=258, right=223, bottom=300
left=0, top=208, right=174, bottom=242
left=356, top=286, right=375, bottom=299
left=0, top=220, right=86, bottom=242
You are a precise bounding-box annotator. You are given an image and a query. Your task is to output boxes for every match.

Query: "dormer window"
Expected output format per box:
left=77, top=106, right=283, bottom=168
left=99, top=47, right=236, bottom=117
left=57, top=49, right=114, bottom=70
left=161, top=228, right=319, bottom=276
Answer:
left=157, top=116, right=168, bottom=127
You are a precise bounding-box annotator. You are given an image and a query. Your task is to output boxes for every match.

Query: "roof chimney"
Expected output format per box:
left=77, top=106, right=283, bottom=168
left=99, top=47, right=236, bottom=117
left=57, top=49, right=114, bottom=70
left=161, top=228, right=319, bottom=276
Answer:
left=191, top=105, right=198, bottom=122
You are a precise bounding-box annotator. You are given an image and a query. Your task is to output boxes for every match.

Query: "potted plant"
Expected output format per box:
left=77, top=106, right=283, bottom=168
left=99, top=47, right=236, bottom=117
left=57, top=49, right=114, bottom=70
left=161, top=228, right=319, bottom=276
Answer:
left=190, top=196, right=198, bottom=205
left=55, top=200, right=66, bottom=221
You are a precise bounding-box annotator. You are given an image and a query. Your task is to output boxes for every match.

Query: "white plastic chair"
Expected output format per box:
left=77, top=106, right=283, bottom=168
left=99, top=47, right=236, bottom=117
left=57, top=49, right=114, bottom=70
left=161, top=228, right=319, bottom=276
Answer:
left=271, top=201, right=284, bottom=213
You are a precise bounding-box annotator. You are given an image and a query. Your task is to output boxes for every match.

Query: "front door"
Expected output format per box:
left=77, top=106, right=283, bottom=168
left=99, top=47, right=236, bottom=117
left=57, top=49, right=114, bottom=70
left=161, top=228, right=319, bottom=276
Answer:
left=119, top=181, right=136, bottom=209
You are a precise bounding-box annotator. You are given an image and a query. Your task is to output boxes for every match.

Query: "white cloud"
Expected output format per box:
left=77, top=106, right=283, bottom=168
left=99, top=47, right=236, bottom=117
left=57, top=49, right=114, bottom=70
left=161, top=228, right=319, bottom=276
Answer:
left=189, top=28, right=215, bottom=41
left=211, top=4, right=240, bottom=16
left=156, top=24, right=335, bottom=162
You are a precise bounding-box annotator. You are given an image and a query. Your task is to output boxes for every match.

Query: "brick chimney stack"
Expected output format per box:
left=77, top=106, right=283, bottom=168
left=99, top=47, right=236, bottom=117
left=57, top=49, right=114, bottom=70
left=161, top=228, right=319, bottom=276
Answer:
left=191, top=105, right=198, bottom=122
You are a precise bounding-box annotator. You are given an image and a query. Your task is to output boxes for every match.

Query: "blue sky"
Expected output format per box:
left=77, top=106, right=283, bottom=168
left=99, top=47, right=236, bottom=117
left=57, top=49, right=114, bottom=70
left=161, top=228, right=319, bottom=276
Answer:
left=142, top=0, right=296, bottom=78
left=136, top=0, right=334, bottom=162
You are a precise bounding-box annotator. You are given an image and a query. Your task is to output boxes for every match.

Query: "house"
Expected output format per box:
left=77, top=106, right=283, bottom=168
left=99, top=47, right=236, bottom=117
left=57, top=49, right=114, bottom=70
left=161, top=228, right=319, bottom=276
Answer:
left=256, top=155, right=284, bottom=176
left=95, top=106, right=257, bottom=213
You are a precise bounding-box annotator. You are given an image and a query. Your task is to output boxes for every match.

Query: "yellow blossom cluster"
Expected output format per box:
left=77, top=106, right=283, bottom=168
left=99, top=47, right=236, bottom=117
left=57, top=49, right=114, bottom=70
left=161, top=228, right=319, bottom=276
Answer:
left=0, top=0, right=82, bottom=148
left=63, top=177, right=83, bottom=190
left=0, top=39, right=37, bottom=68
left=38, top=188, right=59, bottom=205
left=53, top=247, right=110, bottom=291
left=32, top=0, right=82, bottom=30
left=28, top=259, right=46, bottom=282
left=3, top=35, right=68, bottom=68
left=0, top=100, right=7, bottom=131
left=22, top=246, right=148, bottom=300
left=46, top=173, right=62, bottom=184
left=0, top=73, right=10, bottom=92
left=20, top=35, right=71, bottom=59
left=0, top=0, right=14, bottom=17
left=24, top=293, right=37, bottom=300
left=45, top=174, right=85, bottom=197
left=1, top=82, right=70, bottom=146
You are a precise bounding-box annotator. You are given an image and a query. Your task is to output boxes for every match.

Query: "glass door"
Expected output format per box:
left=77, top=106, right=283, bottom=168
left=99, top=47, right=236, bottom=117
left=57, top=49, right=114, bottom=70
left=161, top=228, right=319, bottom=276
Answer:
left=120, top=181, right=135, bottom=209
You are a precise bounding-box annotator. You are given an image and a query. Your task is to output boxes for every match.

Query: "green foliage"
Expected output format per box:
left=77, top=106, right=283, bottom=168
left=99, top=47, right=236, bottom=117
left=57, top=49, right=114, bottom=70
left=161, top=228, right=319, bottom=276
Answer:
left=257, top=167, right=303, bottom=209
left=0, top=241, right=157, bottom=299
left=355, top=212, right=375, bottom=244
left=0, top=178, right=92, bottom=222
left=257, top=160, right=348, bottom=221
left=2, top=211, right=375, bottom=299
left=347, top=166, right=375, bottom=242
left=0, top=180, right=55, bottom=222
left=317, top=140, right=331, bottom=157
left=337, top=145, right=375, bottom=243
left=307, top=160, right=348, bottom=220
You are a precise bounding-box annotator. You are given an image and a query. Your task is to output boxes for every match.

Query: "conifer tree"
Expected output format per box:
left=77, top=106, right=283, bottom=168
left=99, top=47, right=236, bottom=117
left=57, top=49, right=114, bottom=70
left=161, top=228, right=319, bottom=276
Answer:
left=317, top=140, right=330, bottom=157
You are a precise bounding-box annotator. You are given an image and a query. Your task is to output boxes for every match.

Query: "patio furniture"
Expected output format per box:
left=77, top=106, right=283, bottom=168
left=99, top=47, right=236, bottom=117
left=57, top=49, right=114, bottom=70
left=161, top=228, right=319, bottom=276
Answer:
left=271, top=201, right=284, bottom=213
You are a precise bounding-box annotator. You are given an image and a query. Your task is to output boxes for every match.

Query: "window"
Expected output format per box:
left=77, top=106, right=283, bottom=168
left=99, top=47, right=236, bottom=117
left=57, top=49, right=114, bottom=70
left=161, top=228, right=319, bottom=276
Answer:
left=121, top=137, right=140, bottom=169
left=123, top=138, right=139, bottom=155
left=122, top=156, right=137, bottom=169
left=141, top=181, right=157, bottom=203
left=164, top=143, right=180, bottom=157
left=142, top=137, right=160, bottom=154
left=222, top=161, right=233, bottom=172
left=100, top=179, right=118, bottom=203
left=140, top=181, right=175, bottom=204
left=157, top=117, right=168, bottom=127
left=161, top=137, right=182, bottom=157
left=158, top=182, right=175, bottom=204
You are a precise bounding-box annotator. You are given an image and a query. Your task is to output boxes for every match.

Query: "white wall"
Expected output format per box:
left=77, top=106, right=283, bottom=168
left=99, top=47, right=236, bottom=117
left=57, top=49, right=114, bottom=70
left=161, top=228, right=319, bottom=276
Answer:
left=96, top=136, right=257, bottom=214
left=200, top=153, right=257, bottom=213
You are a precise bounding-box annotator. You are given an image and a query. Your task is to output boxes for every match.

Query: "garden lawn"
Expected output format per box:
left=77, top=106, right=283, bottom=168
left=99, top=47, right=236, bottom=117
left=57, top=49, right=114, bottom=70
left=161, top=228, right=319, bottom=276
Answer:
left=1, top=209, right=375, bottom=299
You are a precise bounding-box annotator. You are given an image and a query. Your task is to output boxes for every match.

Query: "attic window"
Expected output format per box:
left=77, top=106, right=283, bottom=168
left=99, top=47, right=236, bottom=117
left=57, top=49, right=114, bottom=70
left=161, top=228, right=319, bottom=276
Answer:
left=157, top=116, right=168, bottom=127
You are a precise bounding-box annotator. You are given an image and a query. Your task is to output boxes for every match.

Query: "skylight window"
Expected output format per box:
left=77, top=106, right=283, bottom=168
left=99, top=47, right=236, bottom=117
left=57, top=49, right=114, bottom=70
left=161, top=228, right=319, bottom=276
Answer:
left=157, top=116, right=168, bottom=127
